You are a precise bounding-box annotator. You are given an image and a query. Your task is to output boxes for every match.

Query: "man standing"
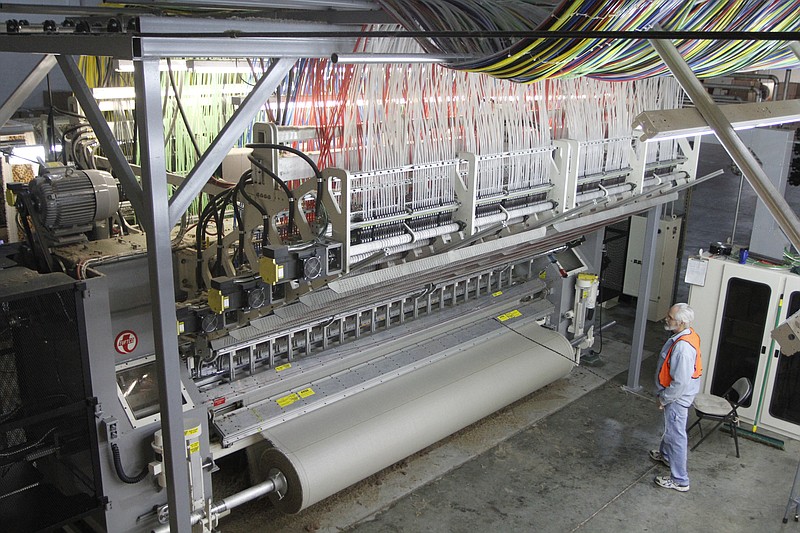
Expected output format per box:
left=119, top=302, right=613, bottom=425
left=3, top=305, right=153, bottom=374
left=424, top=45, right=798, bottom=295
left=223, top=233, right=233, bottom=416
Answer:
left=649, top=302, right=702, bottom=492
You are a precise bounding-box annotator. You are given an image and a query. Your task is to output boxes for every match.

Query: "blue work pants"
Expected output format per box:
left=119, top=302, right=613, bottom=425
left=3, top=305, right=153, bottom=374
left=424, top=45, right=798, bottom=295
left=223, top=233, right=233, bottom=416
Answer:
left=660, top=401, right=690, bottom=486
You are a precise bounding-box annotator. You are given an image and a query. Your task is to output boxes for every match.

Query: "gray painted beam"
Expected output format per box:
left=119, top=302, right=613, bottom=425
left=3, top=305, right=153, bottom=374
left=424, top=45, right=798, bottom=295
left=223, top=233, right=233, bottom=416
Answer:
left=56, top=55, right=145, bottom=220
left=626, top=204, right=661, bottom=391
left=649, top=34, right=800, bottom=252
left=0, top=34, right=133, bottom=57
left=167, top=57, right=295, bottom=226
left=0, top=54, right=56, bottom=129
left=134, top=58, right=192, bottom=533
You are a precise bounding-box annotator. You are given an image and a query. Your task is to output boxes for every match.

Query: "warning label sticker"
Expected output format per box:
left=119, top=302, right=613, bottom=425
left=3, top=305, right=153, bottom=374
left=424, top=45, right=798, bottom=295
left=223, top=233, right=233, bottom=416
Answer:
left=277, top=393, right=300, bottom=408
left=497, top=309, right=523, bottom=322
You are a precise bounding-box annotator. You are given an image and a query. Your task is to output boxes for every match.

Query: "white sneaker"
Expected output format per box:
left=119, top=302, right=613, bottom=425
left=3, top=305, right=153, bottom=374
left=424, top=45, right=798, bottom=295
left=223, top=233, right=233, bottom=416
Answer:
left=648, top=449, right=670, bottom=467
left=654, top=475, right=689, bottom=492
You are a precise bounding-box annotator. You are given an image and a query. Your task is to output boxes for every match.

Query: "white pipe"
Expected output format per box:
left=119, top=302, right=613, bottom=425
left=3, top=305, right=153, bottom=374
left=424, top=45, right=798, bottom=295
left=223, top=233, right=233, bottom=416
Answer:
left=151, top=477, right=282, bottom=533
left=576, top=183, right=634, bottom=203
left=348, top=223, right=460, bottom=257
left=331, top=53, right=463, bottom=64
left=350, top=240, right=430, bottom=264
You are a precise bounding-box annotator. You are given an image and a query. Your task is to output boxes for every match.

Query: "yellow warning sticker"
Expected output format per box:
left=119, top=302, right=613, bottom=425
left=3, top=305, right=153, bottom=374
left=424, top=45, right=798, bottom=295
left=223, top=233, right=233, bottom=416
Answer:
left=184, top=426, right=200, bottom=437
left=277, top=393, right=299, bottom=408
left=498, top=309, right=523, bottom=322
left=275, top=363, right=292, bottom=372
left=298, top=388, right=315, bottom=398
left=492, top=291, right=503, bottom=297
left=188, top=441, right=200, bottom=454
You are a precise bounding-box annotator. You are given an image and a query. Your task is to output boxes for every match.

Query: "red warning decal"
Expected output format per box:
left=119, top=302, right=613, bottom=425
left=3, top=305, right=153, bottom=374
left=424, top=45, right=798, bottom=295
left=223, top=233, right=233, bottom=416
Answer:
left=115, top=330, right=138, bottom=355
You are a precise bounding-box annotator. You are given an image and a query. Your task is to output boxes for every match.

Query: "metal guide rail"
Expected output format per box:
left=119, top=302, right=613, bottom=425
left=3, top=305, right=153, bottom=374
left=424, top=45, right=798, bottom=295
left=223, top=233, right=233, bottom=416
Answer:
left=194, top=262, right=532, bottom=385
left=190, top=237, right=567, bottom=385
left=208, top=283, right=555, bottom=448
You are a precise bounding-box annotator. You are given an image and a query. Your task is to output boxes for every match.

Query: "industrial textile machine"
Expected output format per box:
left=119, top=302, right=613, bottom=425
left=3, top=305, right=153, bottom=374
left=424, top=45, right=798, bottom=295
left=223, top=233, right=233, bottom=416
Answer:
left=6, top=1, right=794, bottom=530
left=0, top=116, right=699, bottom=532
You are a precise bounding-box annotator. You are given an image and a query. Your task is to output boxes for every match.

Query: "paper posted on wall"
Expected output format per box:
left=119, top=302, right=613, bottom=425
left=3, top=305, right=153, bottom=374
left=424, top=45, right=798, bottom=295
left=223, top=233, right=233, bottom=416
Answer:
left=685, top=257, right=708, bottom=286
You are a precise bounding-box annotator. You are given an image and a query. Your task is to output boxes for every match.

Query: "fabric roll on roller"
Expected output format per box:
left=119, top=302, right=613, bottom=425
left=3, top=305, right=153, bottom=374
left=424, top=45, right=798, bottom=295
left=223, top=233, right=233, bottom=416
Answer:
left=260, top=319, right=574, bottom=513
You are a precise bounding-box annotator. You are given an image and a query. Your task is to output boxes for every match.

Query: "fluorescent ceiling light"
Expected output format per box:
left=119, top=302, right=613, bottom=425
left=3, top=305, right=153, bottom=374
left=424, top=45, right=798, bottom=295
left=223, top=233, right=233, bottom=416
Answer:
left=185, top=60, right=254, bottom=73
left=122, top=0, right=378, bottom=8
left=633, top=100, right=800, bottom=142
left=114, top=59, right=188, bottom=72
left=331, top=53, right=464, bottom=64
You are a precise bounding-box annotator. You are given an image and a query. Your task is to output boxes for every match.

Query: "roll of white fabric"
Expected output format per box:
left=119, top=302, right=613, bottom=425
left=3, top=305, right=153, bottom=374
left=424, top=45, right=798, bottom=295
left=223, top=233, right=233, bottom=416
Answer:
left=260, top=320, right=573, bottom=513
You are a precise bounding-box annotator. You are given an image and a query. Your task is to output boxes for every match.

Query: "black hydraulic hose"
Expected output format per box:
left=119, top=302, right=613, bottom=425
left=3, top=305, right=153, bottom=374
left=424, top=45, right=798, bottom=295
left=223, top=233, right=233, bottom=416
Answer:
left=236, top=170, right=271, bottom=248
left=244, top=143, right=325, bottom=223
left=231, top=190, right=245, bottom=267
left=212, top=198, right=225, bottom=276
left=196, top=187, right=234, bottom=287
left=110, top=442, right=148, bottom=484
left=248, top=155, right=296, bottom=238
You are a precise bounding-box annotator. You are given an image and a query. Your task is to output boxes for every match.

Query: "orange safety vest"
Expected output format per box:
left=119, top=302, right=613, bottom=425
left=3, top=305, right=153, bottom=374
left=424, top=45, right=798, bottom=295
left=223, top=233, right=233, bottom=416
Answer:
left=658, top=328, right=702, bottom=388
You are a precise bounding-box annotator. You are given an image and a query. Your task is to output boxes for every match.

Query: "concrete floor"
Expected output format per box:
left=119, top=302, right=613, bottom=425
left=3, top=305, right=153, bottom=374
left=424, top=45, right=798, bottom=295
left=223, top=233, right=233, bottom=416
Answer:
left=345, top=352, right=800, bottom=533
left=215, top=138, right=800, bottom=532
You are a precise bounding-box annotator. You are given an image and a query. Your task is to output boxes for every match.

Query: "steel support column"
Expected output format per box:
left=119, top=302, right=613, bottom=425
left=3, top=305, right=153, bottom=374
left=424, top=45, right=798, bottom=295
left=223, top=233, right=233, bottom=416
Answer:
left=626, top=204, right=661, bottom=391
left=650, top=34, right=800, bottom=252
left=57, top=55, right=145, bottom=219
left=167, top=57, right=296, bottom=226
left=134, top=57, right=191, bottom=533
left=0, top=54, right=56, bottom=129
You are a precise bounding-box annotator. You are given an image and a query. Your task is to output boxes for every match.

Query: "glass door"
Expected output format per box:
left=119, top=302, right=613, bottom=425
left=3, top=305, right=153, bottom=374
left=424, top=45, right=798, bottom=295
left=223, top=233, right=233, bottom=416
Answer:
left=759, top=275, right=800, bottom=437
left=706, top=262, right=782, bottom=423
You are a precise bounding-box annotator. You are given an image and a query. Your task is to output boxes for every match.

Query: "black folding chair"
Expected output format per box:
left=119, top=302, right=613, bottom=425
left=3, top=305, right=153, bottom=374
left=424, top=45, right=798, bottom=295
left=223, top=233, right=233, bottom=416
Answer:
left=688, top=377, right=752, bottom=458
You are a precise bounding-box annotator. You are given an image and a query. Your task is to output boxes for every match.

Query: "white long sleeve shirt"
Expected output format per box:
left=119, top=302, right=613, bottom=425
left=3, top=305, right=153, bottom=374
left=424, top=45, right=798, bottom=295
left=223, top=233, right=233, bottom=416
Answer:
left=655, top=327, right=702, bottom=408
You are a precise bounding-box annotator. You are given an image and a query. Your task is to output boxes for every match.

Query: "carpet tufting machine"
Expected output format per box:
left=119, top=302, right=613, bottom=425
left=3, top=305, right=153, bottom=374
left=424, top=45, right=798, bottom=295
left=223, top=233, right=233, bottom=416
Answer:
left=1, top=1, right=800, bottom=531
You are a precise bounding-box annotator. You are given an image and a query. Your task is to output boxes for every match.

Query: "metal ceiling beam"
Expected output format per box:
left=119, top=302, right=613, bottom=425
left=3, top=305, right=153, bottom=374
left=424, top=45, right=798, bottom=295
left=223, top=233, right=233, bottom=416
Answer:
left=167, top=57, right=295, bottom=226
left=649, top=33, right=800, bottom=252
left=56, top=55, right=145, bottom=219
left=0, top=54, right=56, bottom=129
left=0, top=25, right=798, bottom=59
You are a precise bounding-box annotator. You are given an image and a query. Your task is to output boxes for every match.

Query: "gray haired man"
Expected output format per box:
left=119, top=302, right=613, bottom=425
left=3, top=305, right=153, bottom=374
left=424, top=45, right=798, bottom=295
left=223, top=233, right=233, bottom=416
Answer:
left=649, top=302, right=702, bottom=491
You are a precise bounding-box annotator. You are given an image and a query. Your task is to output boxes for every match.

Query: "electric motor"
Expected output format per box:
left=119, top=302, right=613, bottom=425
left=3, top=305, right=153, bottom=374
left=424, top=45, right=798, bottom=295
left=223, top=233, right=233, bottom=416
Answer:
left=28, top=169, right=119, bottom=231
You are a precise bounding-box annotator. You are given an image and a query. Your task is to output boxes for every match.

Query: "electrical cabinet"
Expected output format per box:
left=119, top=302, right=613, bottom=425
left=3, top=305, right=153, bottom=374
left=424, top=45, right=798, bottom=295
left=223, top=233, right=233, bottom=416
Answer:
left=689, top=255, right=800, bottom=440
left=623, top=215, right=682, bottom=321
